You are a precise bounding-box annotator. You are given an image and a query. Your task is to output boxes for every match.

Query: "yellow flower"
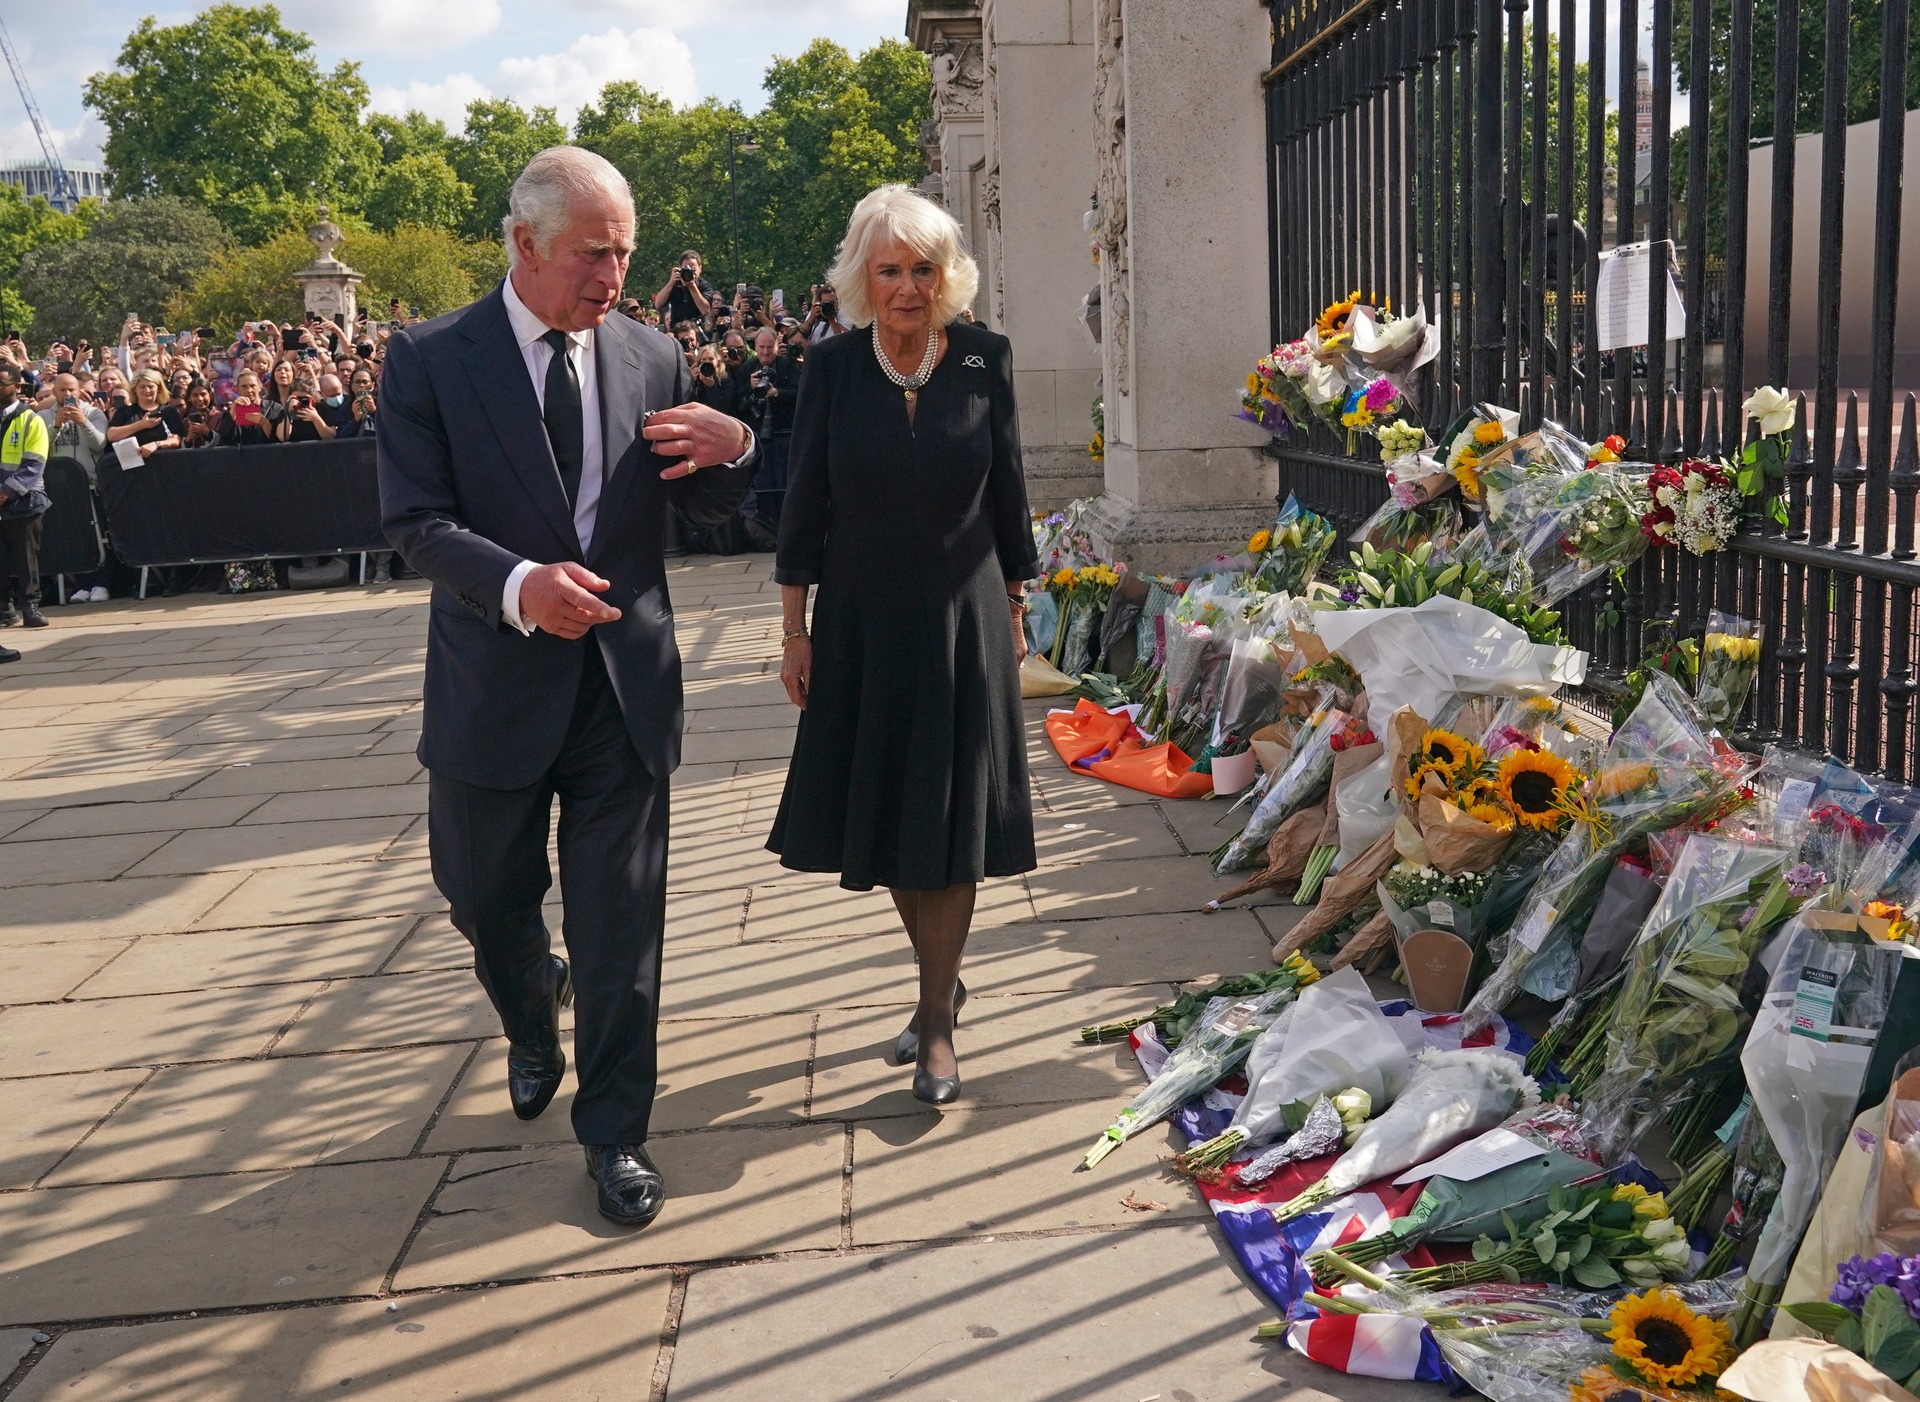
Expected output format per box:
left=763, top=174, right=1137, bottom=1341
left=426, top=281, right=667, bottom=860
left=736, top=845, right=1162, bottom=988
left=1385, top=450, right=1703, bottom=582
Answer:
left=1632, top=1192, right=1670, bottom=1220
left=1316, top=290, right=1361, bottom=340
left=1606, top=1289, right=1733, bottom=1388
left=1497, top=750, right=1578, bottom=831
left=1452, top=453, right=1483, bottom=501
left=1341, top=404, right=1375, bottom=429
left=1418, top=728, right=1485, bottom=779
left=1611, top=1183, right=1649, bottom=1205
left=1405, top=759, right=1452, bottom=803
left=1050, top=568, right=1075, bottom=590
left=1590, top=761, right=1657, bottom=802
left=1465, top=801, right=1514, bottom=832
left=1474, top=419, right=1507, bottom=446
left=1247, top=529, right=1273, bottom=554
left=1246, top=371, right=1263, bottom=397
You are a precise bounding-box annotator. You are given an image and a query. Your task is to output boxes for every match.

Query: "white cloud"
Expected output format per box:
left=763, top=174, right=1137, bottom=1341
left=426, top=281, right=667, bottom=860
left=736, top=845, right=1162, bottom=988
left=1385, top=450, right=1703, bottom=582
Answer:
left=306, top=0, right=502, bottom=54
left=367, top=72, right=495, bottom=127
left=565, top=0, right=897, bottom=24
left=496, top=26, right=698, bottom=122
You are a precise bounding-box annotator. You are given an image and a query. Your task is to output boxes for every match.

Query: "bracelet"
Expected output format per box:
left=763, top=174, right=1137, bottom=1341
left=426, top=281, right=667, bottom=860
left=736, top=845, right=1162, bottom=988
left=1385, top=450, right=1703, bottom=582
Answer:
left=781, top=627, right=808, bottom=644
left=1006, top=594, right=1029, bottom=614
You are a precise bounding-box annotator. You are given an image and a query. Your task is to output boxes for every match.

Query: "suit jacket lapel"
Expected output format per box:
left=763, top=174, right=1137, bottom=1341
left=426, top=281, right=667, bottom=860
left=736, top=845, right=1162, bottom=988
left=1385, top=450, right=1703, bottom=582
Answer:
left=588, top=318, right=650, bottom=564
left=459, top=288, right=581, bottom=557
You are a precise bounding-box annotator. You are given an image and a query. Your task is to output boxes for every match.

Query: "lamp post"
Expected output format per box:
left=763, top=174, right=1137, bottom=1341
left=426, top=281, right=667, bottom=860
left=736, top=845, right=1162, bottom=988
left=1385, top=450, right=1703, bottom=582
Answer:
left=727, top=129, right=760, bottom=289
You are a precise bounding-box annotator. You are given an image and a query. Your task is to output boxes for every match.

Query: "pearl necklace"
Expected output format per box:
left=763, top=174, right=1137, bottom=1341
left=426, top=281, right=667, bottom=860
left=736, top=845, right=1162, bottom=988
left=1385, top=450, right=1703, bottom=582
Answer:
left=872, top=322, right=939, bottom=406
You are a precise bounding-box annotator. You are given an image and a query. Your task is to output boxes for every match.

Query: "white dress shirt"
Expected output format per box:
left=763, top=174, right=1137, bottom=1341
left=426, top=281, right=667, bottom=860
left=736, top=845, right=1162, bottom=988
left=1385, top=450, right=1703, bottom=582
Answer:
left=500, top=275, right=604, bottom=633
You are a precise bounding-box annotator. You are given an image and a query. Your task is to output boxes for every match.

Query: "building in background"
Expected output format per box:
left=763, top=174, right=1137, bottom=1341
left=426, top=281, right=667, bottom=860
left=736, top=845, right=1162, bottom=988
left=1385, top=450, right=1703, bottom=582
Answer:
left=0, top=157, right=108, bottom=206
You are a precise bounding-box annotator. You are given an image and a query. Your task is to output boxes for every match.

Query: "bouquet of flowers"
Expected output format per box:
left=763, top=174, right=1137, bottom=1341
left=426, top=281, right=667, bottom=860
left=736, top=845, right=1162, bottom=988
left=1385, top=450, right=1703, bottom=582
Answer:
left=1696, top=612, right=1761, bottom=729
left=1248, top=495, right=1337, bottom=596
left=1462, top=673, right=1737, bottom=1029
left=1079, top=961, right=1321, bottom=1168
left=1442, top=404, right=1517, bottom=503
left=1270, top=1047, right=1540, bottom=1223
left=1238, top=344, right=1305, bottom=435
left=1337, top=376, right=1402, bottom=454
left=1047, top=562, right=1122, bottom=674
left=1378, top=417, right=1428, bottom=463
left=1781, top=1252, right=1920, bottom=1392
left=1578, top=835, right=1796, bottom=1161
left=1333, top=541, right=1569, bottom=647
left=1213, top=701, right=1346, bottom=874
left=1557, top=466, right=1654, bottom=575
left=1641, top=459, right=1742, bottom=555
left=1078, top=955, right=1322, bottom=1046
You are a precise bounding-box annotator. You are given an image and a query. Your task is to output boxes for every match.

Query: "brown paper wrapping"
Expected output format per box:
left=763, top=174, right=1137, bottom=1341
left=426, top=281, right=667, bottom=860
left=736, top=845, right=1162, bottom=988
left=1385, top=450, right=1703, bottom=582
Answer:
left=1250, top=722, right=1292, bottom=777
left=1418, top=794, right=1511, bottom=876
left=1270, top=831, right=1399, bottom=963
left=1330, top=909, right=1395, bottom=971
left=1385, top=708, right=1429, bottom=805
left=1209, top=801, right=1326, bottom=907
left=1873, top=1068, right=1920, bottom=1257
left=1293, top=629, right=1330, bottom=668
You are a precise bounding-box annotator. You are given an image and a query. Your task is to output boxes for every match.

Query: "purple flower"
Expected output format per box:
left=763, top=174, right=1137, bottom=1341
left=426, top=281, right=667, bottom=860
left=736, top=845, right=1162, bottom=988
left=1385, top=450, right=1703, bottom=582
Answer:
left=1785, top=863, right=1828, bottom=897
left=1339, top=588, right=1359, bottom=604
left=1832, top=1252, right=1908, bottom=1312
left=1897, top=1260, right=1920, bottom=1321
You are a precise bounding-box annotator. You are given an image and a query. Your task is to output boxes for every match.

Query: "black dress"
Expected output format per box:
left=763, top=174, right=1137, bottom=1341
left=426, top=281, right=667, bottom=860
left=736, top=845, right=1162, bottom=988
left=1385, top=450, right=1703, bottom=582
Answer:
left=767, top=320, right=1042, bottom=892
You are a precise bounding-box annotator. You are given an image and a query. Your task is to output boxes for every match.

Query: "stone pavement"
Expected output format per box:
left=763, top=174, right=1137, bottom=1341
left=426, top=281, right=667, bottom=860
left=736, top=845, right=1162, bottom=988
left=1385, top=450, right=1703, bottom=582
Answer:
left=0, top=557, right=1430, bottom=1402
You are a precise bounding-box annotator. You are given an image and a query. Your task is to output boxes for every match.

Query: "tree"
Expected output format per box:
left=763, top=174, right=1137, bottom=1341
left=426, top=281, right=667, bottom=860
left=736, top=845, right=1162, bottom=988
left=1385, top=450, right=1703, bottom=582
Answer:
left=84, top=4, right=379, bottom=244
left=368, top=110, right=456, bottom=166
left=169, top=217, right=500, bottom=333
left=0, top=187, right=94, bottom=331
left=21, top=196, right=232, bottom=345
left=574, top=82, right=673, bottom=147
left=450, top=99, right=568, bottom=241
left=365, top=152, right=474, bottom=234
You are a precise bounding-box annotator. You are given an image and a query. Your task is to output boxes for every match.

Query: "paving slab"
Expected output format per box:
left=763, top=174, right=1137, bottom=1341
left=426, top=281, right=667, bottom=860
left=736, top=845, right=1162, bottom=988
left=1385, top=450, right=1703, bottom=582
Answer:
left=5, top=795, right=267, bottom=842
left=680, top=726, right=797, bottom=766
left=124, top=815, right=415, bottom=876
left=0, top=980, right=320, bottom=1076
left=853, top=1100, right=1204, bottom=1243
left=0, top=1157, right=444, bottom=1324
left=270, top=967, right=499, bottom=1056
left=0, top=1070, right=147, bottom=1189
left=0, top=831, right=179, bottom=888
left=0, top=872, right=248, bottom=946
left=740, top=874, right=1035, bottom=941
left=1031, top=804, right=1188, bottom=864
left=45, top=1043, right=473, bottom=1184
left=666, top=1223, right=1409, bottom=1402
left=809, top=987, right=1153, bottom=1120
left=427, top=1012, right=811, bottom=1152
left=0, top=939, right=131, bottom=1004
left=70, top=917, right=414, bottom=998
left=197, top=859, right=442, bottom=928
left=1027, top=853, right=1284, bottom=920
left=177, top=753, right=422, bottom=799
left=239, top=783, right=429, bottom=825
left=1156, top=792, right=1252, bottom=854
left=7, top=1272, right=671, bottom=1402
left=392, top=1124, right=844, bottom=1288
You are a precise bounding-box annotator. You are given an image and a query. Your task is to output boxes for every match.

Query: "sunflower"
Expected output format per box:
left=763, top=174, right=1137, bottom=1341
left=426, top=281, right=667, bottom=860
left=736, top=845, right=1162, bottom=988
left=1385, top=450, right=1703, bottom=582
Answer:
left=1474, top=419, right=1508, bottom=446
left=1245, top=371, right=1263, bottom=398
left=1465, top=801, right=1514, bottom=832
left=1566, top=1367, right=1665, bottom=1402
left=1605, top=1290, right=1732, bottom=1388
left=1590, top=761, right=1657, bottom=802
left=1406, top=759, right=1452, bottom=802
left=1316, top=290, right=1362, bottom=339
left=1452, top=451, right=1483, bottom=501
left=1418, top=728, right=1485, bottom=779
left=1497, top=750, right=1578, bottom=831
left=1248, top=529, right=1273, bottom=554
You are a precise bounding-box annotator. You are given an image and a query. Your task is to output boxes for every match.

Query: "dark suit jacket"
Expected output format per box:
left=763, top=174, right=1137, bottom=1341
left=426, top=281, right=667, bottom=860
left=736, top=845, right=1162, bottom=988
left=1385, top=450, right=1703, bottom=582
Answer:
left=378, top=283, right=753, bottom=790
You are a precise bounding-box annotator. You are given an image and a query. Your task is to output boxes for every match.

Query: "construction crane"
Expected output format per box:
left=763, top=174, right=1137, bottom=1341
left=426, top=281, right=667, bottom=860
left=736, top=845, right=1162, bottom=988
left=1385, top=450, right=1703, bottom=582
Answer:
left=0, top=15, right=77, bottom=212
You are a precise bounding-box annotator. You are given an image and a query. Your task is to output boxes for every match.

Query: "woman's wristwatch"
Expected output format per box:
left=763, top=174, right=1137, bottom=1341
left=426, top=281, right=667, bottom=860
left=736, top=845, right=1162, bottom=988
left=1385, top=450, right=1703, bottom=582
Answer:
left=1006, top=592, right=1029, bottom=615
left=781, top=626, right=808, bottom=645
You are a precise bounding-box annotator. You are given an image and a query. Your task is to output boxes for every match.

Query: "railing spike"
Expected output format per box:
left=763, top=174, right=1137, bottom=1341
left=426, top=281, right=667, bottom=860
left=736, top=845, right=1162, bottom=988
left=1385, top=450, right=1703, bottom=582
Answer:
left=1661, top=388, right=1683, bottom=463
left=1700, top=388, right=1722, bottom=458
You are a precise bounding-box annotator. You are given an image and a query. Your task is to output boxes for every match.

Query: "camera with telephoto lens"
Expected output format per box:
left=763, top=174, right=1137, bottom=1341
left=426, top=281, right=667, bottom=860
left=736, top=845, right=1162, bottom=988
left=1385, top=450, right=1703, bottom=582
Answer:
left=679, top=265, right=696, bottom=283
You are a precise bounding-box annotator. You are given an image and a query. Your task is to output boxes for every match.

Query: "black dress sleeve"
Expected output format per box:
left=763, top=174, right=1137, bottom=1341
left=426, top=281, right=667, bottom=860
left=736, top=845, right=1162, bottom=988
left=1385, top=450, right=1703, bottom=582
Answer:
left=985, top=336, right=1041, bottom=581
left=774, top=342, right=832, bottom=587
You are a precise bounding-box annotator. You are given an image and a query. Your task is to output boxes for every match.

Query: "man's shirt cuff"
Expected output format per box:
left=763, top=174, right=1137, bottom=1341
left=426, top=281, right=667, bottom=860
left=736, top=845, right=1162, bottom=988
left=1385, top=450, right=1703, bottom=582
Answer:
left=502, top=559, right=538, bottom=635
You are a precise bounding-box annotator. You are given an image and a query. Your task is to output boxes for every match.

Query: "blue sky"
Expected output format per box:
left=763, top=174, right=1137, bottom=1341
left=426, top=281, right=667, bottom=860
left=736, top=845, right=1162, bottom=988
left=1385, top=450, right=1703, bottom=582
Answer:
left=0, top=0, right=906, bottom=167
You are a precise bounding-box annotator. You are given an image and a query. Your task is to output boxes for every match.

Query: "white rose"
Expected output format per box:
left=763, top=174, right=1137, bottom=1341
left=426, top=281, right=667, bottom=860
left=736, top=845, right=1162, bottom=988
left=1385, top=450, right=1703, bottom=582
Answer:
left=1641, top=1215, right=1682, bottom=1244
left=1744, top=385, right=1796, bottom=437
left=1654, top=1238, right=1692, bottom=1270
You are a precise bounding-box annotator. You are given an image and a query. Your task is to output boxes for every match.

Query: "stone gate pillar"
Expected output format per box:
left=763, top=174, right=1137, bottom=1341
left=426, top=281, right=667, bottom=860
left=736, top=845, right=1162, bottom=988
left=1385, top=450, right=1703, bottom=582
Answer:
left=1084, top=0, right=1277, bottom=572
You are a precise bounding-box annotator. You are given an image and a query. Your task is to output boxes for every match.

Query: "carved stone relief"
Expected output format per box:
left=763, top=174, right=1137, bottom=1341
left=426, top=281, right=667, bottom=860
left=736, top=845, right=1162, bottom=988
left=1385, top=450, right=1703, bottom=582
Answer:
left=1092, top=0, right=1129, bottom=395
left=929, top=40, right=985, bottom=118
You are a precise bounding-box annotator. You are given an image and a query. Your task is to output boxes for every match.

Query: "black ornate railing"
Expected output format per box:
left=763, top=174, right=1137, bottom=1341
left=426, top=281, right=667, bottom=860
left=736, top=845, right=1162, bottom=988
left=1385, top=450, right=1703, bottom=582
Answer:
left=1261, top=0, right=1920, bottom=782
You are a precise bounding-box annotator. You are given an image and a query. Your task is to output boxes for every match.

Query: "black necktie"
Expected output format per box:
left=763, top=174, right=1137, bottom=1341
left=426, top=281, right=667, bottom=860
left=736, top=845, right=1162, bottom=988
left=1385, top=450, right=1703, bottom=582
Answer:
left=541, top=328, right=583, bottom=508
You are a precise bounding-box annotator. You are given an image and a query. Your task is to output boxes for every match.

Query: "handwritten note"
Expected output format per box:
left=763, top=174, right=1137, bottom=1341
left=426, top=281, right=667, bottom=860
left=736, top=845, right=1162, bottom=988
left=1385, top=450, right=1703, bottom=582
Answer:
left=1394, top=1127, right=1542, bottom=1186
left=1593, top=241, right=1688, bottom=350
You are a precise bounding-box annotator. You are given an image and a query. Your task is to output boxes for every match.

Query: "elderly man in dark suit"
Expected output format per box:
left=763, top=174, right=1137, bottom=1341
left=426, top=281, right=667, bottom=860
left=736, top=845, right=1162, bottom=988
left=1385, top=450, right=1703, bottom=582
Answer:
left=378, top=146, right=754, bottom=1228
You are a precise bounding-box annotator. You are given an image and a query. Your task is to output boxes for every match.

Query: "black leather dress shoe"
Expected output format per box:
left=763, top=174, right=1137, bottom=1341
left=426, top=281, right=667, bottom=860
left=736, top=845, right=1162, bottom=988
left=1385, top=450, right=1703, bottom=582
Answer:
left=584, top=1143, right=667, bottom=1227
left=0, top=643, right=17, bottom=664
left=20, top=604, right=46, bottom=628
left=506, top=955, right=572, bottom=1121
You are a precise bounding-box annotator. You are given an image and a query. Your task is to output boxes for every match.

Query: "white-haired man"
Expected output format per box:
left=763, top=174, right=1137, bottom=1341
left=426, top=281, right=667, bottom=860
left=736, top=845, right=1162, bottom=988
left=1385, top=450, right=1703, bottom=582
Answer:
left=378, top=145, right=756, bottom=1228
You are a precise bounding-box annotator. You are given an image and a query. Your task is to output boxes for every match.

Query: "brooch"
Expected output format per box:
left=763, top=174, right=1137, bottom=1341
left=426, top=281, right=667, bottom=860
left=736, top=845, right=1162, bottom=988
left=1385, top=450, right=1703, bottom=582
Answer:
left=962, top=354, right=986, bottom=369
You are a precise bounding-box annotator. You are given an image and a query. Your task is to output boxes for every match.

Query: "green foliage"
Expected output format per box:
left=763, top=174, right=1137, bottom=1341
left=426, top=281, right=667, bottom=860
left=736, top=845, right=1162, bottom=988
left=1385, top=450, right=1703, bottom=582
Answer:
left=367, top=111, right=456, bottom=166
left=0, top=186, right=94, bottom=330
left=449, top=99, right=568, bottom=242
left=1336, top=540, right=1569, bottom=646
left=573, top=82, right=673, bottom=147
left=21, top=196, right=233, bottom=345
left=169, top=217, right=499, bottom=334
left=365, top=152, right=474, bottom=234
left=83, top=4, right=379, bottom=244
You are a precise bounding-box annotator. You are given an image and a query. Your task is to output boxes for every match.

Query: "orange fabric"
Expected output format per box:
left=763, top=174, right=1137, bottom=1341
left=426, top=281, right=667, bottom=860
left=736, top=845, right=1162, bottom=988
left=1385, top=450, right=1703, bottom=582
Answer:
left=1044, top=699, right=1216, bottom=800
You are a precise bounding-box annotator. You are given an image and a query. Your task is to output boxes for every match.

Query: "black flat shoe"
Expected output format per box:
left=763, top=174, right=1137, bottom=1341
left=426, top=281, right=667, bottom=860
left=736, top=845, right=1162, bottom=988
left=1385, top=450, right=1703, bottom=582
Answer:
left=506, top=955, right=572, bottom=1120
left=888, top=980, right=967, bottom=1066
left=584, top=1143, right=667, bottom=1227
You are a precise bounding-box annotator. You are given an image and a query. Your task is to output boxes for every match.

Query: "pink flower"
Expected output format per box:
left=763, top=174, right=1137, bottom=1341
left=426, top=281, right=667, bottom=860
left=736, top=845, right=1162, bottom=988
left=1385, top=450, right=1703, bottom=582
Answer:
left=1390, top=478, right=1421, bottom=509
left=1364, top=378, right=1397, bottom=413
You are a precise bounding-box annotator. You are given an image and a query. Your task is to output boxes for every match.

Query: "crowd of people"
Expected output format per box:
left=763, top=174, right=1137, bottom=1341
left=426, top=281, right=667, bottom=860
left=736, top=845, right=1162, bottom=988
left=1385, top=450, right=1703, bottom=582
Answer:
left=0, top=254, right=855, bottom=653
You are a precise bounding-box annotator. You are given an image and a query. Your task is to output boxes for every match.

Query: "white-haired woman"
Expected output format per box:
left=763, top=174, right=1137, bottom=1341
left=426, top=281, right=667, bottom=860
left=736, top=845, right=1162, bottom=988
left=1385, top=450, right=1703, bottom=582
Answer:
left=767, top=184, right=1041, bottom=1106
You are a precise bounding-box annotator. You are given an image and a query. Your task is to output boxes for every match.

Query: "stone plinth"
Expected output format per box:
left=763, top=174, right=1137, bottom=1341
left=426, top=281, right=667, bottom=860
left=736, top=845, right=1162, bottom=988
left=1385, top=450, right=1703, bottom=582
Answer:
left=293, top=207, right=364, bottom=328
left=1086, top=0, right=1277, bottom=571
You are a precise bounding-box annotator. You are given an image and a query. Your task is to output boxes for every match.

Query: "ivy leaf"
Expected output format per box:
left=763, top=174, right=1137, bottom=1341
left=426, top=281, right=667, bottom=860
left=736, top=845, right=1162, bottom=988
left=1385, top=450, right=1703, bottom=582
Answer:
left=1770, top=497, right=1789, bottom=528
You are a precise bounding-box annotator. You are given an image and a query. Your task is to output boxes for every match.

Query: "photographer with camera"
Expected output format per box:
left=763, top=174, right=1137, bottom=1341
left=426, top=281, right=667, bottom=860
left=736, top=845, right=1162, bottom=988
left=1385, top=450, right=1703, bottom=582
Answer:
left=275, top=369, right=337, bottom=443
left=215, top=370, right=276, bottom=446
left=739, top=326, right=797, bottom=538
left=37, top=371, right=112, bottom=602
left=653, top=249, right=715, bottom=328
left=805, top=283, right=849, bottom=343
left=337, top=368, right=379, bottom=440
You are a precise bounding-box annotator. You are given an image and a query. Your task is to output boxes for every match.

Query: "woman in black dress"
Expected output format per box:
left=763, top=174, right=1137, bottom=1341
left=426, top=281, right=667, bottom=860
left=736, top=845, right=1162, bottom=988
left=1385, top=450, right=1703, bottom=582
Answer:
left=768, top=184, right=1041, bottom=1106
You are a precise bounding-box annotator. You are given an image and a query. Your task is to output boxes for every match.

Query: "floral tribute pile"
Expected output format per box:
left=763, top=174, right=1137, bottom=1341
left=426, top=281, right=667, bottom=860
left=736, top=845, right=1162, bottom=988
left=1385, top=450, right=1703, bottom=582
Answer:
left=1015, top=326, right=1920, bottom=1402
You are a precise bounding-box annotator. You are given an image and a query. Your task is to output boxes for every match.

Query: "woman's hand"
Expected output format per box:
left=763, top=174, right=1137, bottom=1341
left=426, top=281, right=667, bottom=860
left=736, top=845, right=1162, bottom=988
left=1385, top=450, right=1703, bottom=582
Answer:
left=1009, top=600, right=1028, bottom=664
left=780, top=636, right=812, bottom=710
left=137, top=442, right=159, bottom=460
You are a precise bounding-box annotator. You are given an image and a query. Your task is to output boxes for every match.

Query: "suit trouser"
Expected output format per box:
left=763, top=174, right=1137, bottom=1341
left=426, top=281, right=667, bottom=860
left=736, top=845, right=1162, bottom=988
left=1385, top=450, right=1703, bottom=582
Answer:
left=427, top=642, right=669, bottom=1146
left=1, top=514, right=42, bottom=608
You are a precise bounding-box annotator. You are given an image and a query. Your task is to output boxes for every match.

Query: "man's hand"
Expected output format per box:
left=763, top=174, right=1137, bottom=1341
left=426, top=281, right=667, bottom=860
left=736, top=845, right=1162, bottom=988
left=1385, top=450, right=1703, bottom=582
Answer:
left=518, top=561, right=623, bottom=639
left=646, top=403, right=750, bottom=480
